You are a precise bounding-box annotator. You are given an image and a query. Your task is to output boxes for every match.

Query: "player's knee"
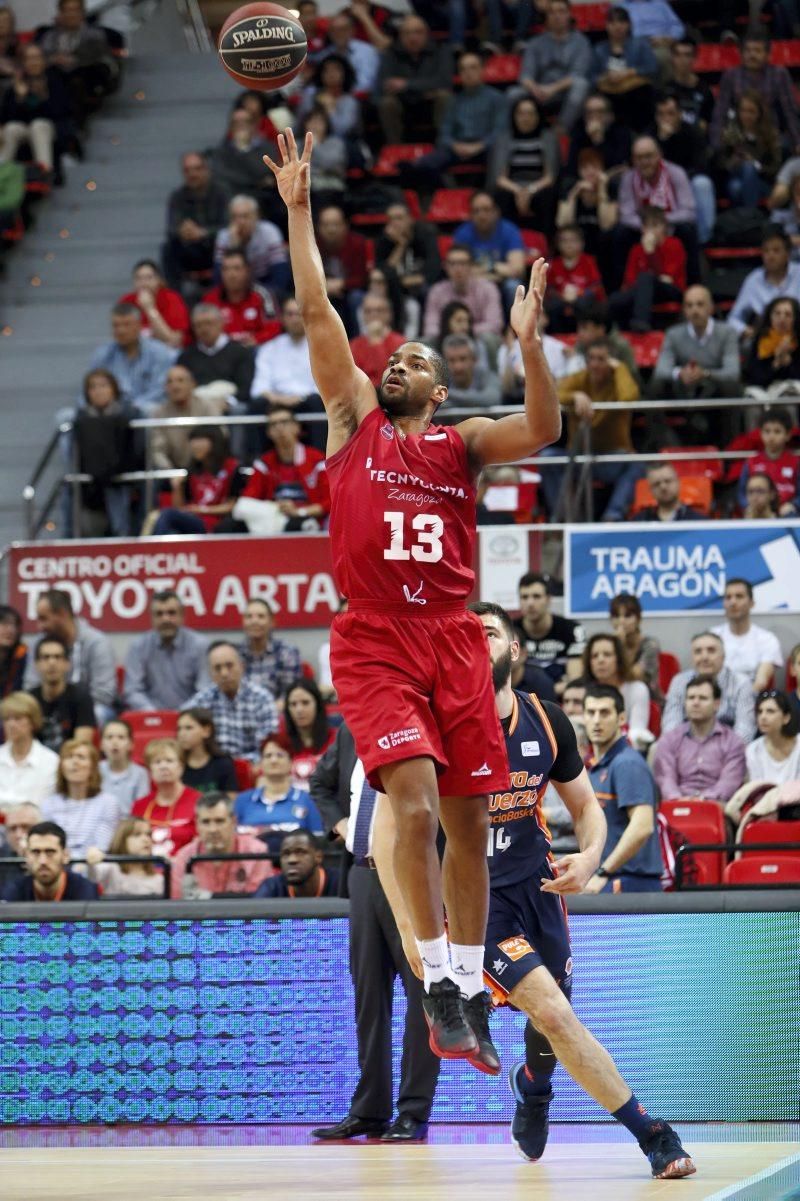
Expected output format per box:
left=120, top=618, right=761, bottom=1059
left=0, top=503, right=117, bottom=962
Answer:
left=393, top=795, right=438, bottom=844
left=527, top=992, right=574, bottom=1042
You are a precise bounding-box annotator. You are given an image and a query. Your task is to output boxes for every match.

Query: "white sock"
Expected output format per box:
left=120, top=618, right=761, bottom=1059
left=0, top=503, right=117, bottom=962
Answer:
left=416, top=934, right=451, bottom=992
left=449, top=943, right=485, bottom=998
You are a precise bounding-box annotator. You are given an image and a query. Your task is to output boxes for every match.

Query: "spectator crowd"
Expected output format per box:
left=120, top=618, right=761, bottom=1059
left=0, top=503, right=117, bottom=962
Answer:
left=6, top=0, right=800, bottom=529
left=1, top=569, right=798, bottom=899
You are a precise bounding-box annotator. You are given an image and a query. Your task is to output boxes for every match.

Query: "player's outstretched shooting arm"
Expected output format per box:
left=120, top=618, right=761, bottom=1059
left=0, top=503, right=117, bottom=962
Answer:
left=458, top=259, right=561, bottom=471
left=263, top=130, right=377, bottom=454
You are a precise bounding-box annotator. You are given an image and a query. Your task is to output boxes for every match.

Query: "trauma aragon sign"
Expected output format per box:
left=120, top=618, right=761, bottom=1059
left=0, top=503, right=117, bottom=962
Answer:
left=7, top=536, right=339, bottom=631
left=565, top=522, right=800, bottom=617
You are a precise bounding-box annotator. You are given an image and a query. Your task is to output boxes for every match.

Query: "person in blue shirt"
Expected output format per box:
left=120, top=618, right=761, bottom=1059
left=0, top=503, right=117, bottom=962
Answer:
left=234, top=736, right=323, bottom=858
left=584, top=683, right=663, bottom=892
left=88, top=303, right=177, bottom=414
left=452, top=190, right=527, bottom=307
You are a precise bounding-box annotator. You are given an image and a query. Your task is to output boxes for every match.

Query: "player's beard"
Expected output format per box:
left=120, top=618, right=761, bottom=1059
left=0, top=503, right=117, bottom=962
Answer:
left=379, top=381, right=417, bottom=416
left=491, top=648, right=512, bottom=693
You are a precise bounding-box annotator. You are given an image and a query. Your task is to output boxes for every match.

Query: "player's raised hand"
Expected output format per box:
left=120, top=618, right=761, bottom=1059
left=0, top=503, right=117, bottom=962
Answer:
left=540, top=852, right=598, bottom=895
left=263, top=129, right=313, bottom=209
left=510, top=257, right=548, bottom=347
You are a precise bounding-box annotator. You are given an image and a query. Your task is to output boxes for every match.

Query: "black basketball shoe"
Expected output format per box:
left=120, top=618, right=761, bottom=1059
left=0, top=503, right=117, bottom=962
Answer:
left=422, top=978, right=478, bottom=1059
left=639, top=1121, right=697, bottom=1179
left=462, top=990, right=501, bottom=1075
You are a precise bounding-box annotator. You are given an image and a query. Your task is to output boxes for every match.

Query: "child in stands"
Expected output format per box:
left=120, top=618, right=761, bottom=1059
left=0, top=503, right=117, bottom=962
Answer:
left=609, top=205, right=686, bottom=332
left=544, top=224, right=606, bottom=333
left=737, top=407, right=800, bottom=516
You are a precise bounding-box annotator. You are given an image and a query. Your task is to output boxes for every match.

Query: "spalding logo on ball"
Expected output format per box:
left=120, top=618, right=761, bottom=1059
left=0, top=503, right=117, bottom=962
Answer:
left=218, top=2, right=308, bottom=91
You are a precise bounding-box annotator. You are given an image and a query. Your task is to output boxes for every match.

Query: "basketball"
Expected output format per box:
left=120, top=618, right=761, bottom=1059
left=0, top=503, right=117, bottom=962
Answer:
left=218, top=2, right=307, bottom=91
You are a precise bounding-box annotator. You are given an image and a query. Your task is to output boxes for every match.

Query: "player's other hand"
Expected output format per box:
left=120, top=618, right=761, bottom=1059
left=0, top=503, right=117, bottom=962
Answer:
left=263, top=129, right=313, bottom=209
left=510, top=258, right=547, bottom=348
left=540, top=852, right=598, bottom=894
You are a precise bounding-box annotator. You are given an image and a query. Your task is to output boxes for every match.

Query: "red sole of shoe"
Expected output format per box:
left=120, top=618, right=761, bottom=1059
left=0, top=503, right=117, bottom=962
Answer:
left=427, top=1031, right=479, bottom=1060
left=466, top=1055, right=502, bottom=1076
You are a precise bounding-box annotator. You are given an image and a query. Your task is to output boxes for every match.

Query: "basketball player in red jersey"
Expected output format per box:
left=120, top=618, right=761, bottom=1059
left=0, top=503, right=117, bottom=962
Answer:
left=264, top=130, right=561, bottom=1069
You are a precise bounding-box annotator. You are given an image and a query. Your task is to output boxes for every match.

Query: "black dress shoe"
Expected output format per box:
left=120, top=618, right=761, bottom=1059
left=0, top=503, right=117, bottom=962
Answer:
left=311, top=1115, right=388, bottom=1140
left=380, top=1114, right=429, bottom=1142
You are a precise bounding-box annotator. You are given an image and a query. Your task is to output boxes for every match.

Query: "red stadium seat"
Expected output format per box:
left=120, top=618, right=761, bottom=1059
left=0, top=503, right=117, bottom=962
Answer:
left=648, top=699, right=661, bottom=739
left=659, top=798, right=727, bottom=885
left=695, top=43, right=740, bottom=73
left=233, top=758, right=255, bottom=792
left=626, top=330, right=664, bottom=368
left=438, top=234, right=454, bottom=258
left=521, top=229, right=549, bottom=261
left=425, top=188, right=474, bottom=224
left=119, top=710, right=179, bottom=763
left=372, top=142, right=434, bottom=176
left=301, top=660, right=316, bottom=680
left=658, top=652, right=681, bottom=696
left=724, top=856, right=800, bottom=885
left=572, top=2, right=609, bottom=31
left=661, top=445, right=723, bottom=483
left=769, top=39, right=800, bottom=67
left=403, top=190, right=422, bottom=219
left=741, top=819, right=800, bottom=856
left=482, top=53, right=522, bottom=84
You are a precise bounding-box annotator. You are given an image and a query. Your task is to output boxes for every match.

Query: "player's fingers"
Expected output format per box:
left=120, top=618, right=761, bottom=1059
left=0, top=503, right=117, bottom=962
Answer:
left=262, top=154, right=279, bottom=176
left=514, top=283, right=525, bottom=305
left=301, top=130, right=313, bottom=161
left=286, top=126, right=298, bottom=160
left=277, top=133, right=289, bottom=165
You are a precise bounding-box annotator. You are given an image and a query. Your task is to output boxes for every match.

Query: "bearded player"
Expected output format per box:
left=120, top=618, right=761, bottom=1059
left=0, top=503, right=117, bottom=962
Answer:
left=264, top=130, right=561, bottom=1069
left=468, top=602, right=696, bottom=1180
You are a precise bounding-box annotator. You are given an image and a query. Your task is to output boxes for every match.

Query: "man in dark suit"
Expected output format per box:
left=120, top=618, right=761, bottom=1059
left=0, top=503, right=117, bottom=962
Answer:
left=309, top=723, right=440, bottom=1143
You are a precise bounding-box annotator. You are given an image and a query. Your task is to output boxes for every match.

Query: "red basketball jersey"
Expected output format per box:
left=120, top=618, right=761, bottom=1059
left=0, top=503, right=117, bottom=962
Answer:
left=326, top=408, right=476, bottom=607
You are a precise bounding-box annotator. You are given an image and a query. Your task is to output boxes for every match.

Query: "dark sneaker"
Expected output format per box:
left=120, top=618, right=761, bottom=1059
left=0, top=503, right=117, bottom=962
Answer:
left=422, top=978, right=478, bottom=1059
left=462, top=991, right=501, bottom=1075
left=509, top=1062, right=553, bottom=1161
left=639, top=1121, right=697, bottom=1179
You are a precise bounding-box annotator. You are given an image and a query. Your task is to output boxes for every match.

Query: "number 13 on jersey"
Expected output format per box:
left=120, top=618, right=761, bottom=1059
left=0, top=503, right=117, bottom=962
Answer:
left=383, top=511, right=444, bottom=562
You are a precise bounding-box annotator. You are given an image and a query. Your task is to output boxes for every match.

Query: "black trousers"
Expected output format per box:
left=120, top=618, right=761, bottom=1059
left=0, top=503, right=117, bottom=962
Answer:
left=347, top=864, right=440, bottom=1123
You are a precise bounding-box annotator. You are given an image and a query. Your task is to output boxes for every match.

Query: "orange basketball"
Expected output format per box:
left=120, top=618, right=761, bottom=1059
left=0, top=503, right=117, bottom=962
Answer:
left=218, top=2, right=307, bottom=92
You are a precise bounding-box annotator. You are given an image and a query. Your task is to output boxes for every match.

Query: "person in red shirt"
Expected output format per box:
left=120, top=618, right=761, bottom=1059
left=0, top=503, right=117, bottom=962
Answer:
left=152, top=426, right=243, bottom=535
left=202, top=249, right=282, bottom=347
left=544, top=225, right=606, bottom=333
left=239, top=407, right=330, bottom=527
left=737, top=407, right=800, bottom=515
left=609, top=205, right=686, bottom=331
left=350, top=295, right=405, bottom=387
left=119, top=259, right=190, bottom=349
left=132, top=738, right=200, bottom=856
left=317, top=205, right=371, bottom=335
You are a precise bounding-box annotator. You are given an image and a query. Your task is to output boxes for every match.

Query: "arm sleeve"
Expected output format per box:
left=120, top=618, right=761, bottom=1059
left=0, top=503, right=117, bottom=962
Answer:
left=541, top=701, right=586, bottom=783
left=733, top=682, right=756, bottom=743
left=728, top=276, right=755, bottom=334
left=652, top=734, right=681, bottom=801
left=617, top=172, right=640, bottom=229
left=302, top=794, right=325, bottom=836
left=653, top=330, right=677, bottom=381
left=713, top=734, right=747, bottom=802
left=309, top=730, right=347, bottom=833
left=86, top=638, right=117, bottom=709
left=626, top=681, right=651, bottom=733
left=708, top=327, right=743, bottom=384
left=670, top=167, right=696, bottom=225
left=661, top=674, right=686, bottom=732
left=123, top=641, right=153, bottom=711
left=614, top=753, right=657, bottom=810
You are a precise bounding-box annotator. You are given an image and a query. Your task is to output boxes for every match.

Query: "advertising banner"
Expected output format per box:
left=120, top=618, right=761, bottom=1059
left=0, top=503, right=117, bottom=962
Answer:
left=7, top=536, right=339, bottom=631
left=565, top=522, right=800, bottom=617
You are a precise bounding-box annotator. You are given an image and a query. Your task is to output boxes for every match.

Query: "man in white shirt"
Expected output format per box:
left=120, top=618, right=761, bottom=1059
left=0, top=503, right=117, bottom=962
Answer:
left=712, top=578, right=783, bottom=694
left=0, top=693, right=59, bottom=814
left=248, top=296, right=325, bottom=451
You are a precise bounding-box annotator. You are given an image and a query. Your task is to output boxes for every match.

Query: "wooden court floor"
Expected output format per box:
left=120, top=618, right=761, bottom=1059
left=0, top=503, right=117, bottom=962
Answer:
left=2, top=1127, right=799, bottom=1201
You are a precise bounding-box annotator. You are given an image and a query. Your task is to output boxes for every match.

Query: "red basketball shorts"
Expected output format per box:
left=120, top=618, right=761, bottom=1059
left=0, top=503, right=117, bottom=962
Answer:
left=330, top=603, right=510, bottom=796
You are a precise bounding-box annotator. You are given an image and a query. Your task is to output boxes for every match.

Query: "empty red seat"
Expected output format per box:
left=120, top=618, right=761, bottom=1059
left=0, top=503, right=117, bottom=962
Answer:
left=437, top=234, right=454, bottom=259
left=660, top=798, right=727, bottom=885
left=233, top=758, right=256, bottom=792
left=724, top=856, right=800, bottom=885
left=521, top=228, right=549, bottom=261
left=626, top=330, right=664, bottom=368
left=741, top=819, right=800, bottom=856
left=661, top=444, right=723, bottom=482
left=572, top=2, right=610, bottom=31
left=119, top=709, right=179, bottom=763
left=658, top=651, right=681, bottom=695
left=482, top=53, right=522, bottom=83
left=425, top=188, right=474, bottom=224
left=372, top=142, right=434, bottom=176
left=695, top=43, right=740, bottom=73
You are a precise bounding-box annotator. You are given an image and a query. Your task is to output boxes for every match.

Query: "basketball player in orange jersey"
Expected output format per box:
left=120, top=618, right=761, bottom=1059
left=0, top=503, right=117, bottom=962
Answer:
left=264, top=130, right=561, bottom=1070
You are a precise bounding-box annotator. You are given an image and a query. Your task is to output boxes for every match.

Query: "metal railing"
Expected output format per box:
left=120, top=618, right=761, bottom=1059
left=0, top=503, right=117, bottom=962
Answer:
left=674, top=840, right=800, bottom=890
left=22, top=395, right=796, bottom=539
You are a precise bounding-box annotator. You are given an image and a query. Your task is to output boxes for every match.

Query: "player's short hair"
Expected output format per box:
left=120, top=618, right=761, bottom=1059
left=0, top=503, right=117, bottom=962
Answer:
left=518, top=571, right=551, bottom=594
left=685, top=673, right=721, bottom=699
left=584, top=683, right=625, bottom=713
left=468, top=601, right=516, bottom=642
left=725, top=577, right=753, bottom=599
left=760, top=407, right=793, bottom=431
left=27, top=821, right=67, bottom=848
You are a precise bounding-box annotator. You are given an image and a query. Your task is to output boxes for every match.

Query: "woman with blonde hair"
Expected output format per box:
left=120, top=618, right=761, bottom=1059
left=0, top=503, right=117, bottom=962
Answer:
left=0, top=691, right=59, bottom=812
left=85, top=817, right=164, bottom=896
left=41, top=740, right=121, bottom=857
left=131, top=738, right=200, bottom=855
